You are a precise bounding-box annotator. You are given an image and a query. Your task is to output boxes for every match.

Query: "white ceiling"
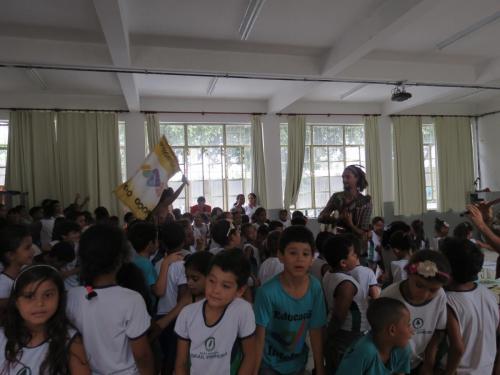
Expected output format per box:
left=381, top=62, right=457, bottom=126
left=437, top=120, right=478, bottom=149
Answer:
left=1, top=0, right=500, bottom=114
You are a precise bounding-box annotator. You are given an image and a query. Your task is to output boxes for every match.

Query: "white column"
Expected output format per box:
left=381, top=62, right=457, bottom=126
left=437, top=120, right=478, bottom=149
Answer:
left=261, top=115, right=283, bottom=210
left=121, top=112, right=145, bottom=179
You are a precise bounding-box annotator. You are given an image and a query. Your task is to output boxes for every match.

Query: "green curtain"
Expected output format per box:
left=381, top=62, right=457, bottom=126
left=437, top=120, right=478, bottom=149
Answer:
left=283, top=115, right=306, bottom=209
left=5, top=110, right=60, bottom=207
left=251, top=115, right=267, bottom=207
left=434, top=116, right=474, bottom=212
left=393, top=116, right=426, bottom=215
left=146, top=113, right=160, bottom=153
left=364, top=115, right=383, bottom=216
left=57, top=112, right=120, bottom=214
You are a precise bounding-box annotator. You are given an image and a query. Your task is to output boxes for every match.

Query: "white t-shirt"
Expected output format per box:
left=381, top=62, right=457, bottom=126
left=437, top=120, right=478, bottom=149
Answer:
left=174, top=298, right=255, bottom=375
left=40, top=217, right=55, bottom=247
left=156, top=260, right=187, bottom=315
left=445, top=284, right=499, bottom=375
left=349, top=265, right=378, bottom=300
left=258, top=257, right=284, bottom=285
left=310, top=257, right=329, bottom=282
left=391, top=259, right=409, bottom=283
left=0, top=327, right=77, bottom=374
left=381, top=281, right=447, bottom=368
left=322, top=271, right=369, bottom=332
left=244, top=205, right=258, bottom=218
left=66, top=285, right=151, bottom=374
left=209, top=247, right=224, bottom=255
left=368, top=231, right=382, bottom=262
left=0, top=273, right=14, bottom=299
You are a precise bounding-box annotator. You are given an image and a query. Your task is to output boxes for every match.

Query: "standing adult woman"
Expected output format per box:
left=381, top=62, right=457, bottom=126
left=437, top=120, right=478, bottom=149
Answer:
left=318, top=165, right=372, bottom=241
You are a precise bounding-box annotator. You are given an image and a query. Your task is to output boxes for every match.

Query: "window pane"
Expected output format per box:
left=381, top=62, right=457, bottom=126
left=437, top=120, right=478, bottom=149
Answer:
left=345, top=126, right=364, bottom=145
left=226, top=147, right=243, bottom=179
left=187, top=125, right=222, bottom=146
left=162, top=124, right=185, bottom=146
left=330, top=176, right=343, bottom=192
left=329, top=146, right=343, bottom=162
left=203, top=148, right=223, bottom=180
left=280, top=124, right=288, bottom=145
left=312, top=126, right=342, bottom=145
left=345, top=146, right=360, bottom=162
left=0, top=150, right=6, bottom=166
left=0, top=126, right=8, bottom=145
left=187, top=148, right=203, bottom=181
left=226, top=125, right=250, bottom=145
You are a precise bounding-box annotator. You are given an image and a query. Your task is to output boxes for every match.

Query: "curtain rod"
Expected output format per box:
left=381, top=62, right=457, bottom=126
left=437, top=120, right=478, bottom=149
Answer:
left=389, top=114, right=476, bottom=118
left=142, top=111, right=266, bottom=115
left=1, top=107, right=129, bottom=113
left=276, top=113, right=380, bottom=116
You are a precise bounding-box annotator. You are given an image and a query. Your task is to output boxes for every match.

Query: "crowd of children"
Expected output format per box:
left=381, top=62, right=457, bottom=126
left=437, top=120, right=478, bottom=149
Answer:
left=0, top=192, right=499, bottom=375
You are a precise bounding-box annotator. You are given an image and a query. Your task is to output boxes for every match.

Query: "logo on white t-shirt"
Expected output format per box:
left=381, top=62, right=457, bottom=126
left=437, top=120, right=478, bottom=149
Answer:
left=205, top=337, right=216, bottom=352
left=412, top=318, right=424, bottom=330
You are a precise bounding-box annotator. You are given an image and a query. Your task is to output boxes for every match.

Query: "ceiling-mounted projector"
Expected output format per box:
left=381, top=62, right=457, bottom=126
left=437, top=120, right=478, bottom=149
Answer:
left=391, top=84, right=412, bottom=102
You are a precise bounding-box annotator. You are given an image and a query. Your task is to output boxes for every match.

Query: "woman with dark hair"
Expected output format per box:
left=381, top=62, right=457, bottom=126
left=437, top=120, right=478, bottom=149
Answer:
left=318, top=165, right=372, bottom=242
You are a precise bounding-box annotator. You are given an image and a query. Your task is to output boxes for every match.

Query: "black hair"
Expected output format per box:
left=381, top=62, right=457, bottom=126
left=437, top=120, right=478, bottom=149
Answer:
left=453, top=222, right=474, bottom=240
left=172, top=208, right=182, bottom=220
left=279, top=209, right=288, bottom=215
left=210, top=220, right=234, bottom=247
left=43, top=200, right=59, bottom=218
left=279, top=225, right=315, bottom=253
left=160, top=221, right=186, bottom=252
left=257, top=224, right=270, bottom=238
left=52, top=219, right=81, bottom=241
left=81, top=211, right=93, bottom=225
left=78, top=224, right=128, bottom=286
left=209, top=250, right=250, bottom=288
left=382, top=221, right=411, bottom=248
left=128, top=221, right=157, bottom=252
left=291, top=210, right=305, bottom=219
left=344, top=165, right=368, bottom=191
left=441, top=237, right=483, bottom=283
left=240, top=223, right=255, bottom=238
left=254, top=207, right=267, bottom=220
left=29, top=206, right=43, bottom=218
left=248, top=193, right=257, bottom=199
left=123, top=212, right=136, bottom=224
left=268, top=220, right=284, bottom=231
left=291, top=216, right=307, bottom=226
left=434, top=218, right=448, bottom=233
left=117, top=262, right=154, bottom=316
left=49, top=241, right=76, bottom=265
left=315, top=231, right=335, bottom=255
left=0, top=224, right=31, bottom=267
left=411, top=219, right=425, bottom=248
left=367, top=297, right=408, bottom=334
left=266, top=230, right=282, bottom=257
left=241, top=215, right=250, bottom=224
left=408, top=249, right=451, bottom=285
left=389, top=231, right=415, bottom=254
left=2, top=265, right=72, bottom=374
left=197, top=196, right=206, bottom=204
left=184, top=251, right=214, bottom=276
left=323, top=235, right=355, bottom=268
left=94, top=206, right=110, bottom=222
left=371, top=216, right=384, bottom=225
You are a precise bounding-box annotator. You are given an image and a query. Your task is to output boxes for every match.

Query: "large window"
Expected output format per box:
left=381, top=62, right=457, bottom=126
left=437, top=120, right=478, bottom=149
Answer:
left=281, top=123, right=365, bottom=217
left=0, top=120, right=8, bottom=186
left=422, top=123, right=438, bottom=210
left=160, top=123, right=251, bottom=212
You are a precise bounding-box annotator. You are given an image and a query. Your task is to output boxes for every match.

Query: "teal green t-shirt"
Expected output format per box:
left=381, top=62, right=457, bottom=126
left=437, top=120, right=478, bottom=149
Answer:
left=254, top=275, right=327, bottom=374
left=132, top=254, right=157, bottom=287
left=336, top=333, right=411, bottom=375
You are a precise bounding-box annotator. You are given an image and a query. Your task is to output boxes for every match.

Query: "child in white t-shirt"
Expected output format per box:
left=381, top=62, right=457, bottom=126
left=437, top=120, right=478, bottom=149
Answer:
left=258, top=230, right=284, bottom=285
left=441, top=237, right=499, bottom=375
left=347, top=233, right=380, bottom=300
left=0, top=224, right=34, bottom=312
left=66, top=224, right=154, bottom=374
left=389, top=231, right=414, bottom=284
left=174, top=250, right=256, bottom=375
left=381, top=250, right=451, bottom=372
left=323, top=235, right=370, bottom=373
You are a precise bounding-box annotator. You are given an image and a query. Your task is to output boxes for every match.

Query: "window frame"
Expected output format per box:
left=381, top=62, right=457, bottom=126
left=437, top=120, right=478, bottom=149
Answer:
left=422, top=123, right=438, bottom=211
left=159, top=122, right=252, bottom=212
left=0, top=120, right=8, bottom=187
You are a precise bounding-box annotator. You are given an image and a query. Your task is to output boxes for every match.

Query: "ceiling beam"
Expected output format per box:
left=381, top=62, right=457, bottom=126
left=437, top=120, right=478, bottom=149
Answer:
left=267, top=0, right=440, bottom=113
left=93, top=0, right=140, bottom=111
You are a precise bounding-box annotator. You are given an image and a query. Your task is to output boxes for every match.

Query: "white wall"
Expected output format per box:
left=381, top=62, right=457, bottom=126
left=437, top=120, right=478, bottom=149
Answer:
left=478, top=113, right=500, bottom=190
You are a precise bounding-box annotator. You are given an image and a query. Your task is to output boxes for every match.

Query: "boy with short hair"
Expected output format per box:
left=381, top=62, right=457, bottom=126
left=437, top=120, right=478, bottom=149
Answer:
left=336, top=297, right=413, bottom=375
left=322, top=234, right=369, bottom=373
left=174, top=250, right=256, bottom=375
left=254, top=225, right=327, bottom=375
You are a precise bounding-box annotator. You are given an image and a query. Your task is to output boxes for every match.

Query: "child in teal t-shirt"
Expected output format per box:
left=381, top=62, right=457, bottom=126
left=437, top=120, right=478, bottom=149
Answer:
left=254, top=225, right=327, bottom=375
left=336, top=298, right=413, bottom=375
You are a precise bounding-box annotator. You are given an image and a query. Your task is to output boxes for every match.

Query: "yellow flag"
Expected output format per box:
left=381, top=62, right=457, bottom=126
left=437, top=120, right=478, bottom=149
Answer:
left=114, top=136, right=181, bottom=219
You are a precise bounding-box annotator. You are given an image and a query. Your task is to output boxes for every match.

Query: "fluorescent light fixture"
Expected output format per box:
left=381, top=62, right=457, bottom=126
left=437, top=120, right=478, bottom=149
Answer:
left=239, top=0, right=266, bottom=40
left=25, top=68, right=47, bottom=90
left=207, top=77, right=218, bottom=95
left=340, top=83, right=367, bottom=100
left=437, top=10, right=500, bottom=50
